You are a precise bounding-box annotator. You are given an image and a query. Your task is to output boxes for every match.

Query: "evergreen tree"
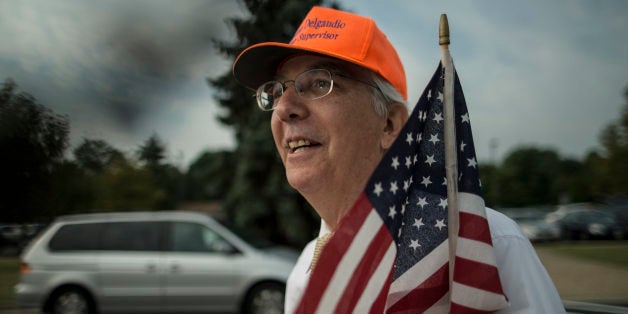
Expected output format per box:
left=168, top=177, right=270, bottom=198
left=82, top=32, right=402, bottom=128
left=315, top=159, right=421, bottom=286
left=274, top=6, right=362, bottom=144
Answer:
left=185, top=151, right=236, bottom=201
left=138, top=133, right=166, bottom=169
left=596, top=86, right=628, bottom=197
left=209, top=0, right=341, bottom=246
left=137, top=134, right=183, bottom=210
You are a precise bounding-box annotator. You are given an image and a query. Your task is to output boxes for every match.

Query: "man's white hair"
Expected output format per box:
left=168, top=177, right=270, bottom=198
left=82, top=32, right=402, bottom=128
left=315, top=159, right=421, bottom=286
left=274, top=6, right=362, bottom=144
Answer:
left=368, top=71, right=407, bottom=117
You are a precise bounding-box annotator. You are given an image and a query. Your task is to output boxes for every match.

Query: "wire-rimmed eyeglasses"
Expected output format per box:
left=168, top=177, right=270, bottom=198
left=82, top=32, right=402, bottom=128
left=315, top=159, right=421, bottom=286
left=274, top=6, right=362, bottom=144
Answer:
left=255, top=68, right=379, bottom=111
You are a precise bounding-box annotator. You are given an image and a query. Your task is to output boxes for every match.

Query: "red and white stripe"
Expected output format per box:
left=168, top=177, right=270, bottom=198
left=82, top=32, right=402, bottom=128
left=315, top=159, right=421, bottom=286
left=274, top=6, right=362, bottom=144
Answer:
left=295, top=192, right=508, bottom=313
left=450, top=192, right=508, bottom=312
left=295, top=194, right=394, bottom=313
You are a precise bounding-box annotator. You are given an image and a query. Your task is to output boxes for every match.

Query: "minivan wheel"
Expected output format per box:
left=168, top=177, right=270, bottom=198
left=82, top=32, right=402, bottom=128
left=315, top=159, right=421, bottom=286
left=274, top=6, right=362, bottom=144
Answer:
left=48, top=287, right=95, bottom=314
left=243, top=282, right=285, bottom=314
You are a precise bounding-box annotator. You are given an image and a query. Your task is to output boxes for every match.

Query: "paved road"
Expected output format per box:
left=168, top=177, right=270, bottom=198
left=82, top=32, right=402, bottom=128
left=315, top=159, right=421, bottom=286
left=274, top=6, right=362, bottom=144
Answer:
left=2, top=247, right=626, bottom=313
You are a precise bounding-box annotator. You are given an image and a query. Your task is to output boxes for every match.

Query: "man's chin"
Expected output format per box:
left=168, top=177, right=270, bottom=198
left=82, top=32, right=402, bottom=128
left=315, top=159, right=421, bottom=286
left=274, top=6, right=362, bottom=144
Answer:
left=286, top=171, right=318, bottom=194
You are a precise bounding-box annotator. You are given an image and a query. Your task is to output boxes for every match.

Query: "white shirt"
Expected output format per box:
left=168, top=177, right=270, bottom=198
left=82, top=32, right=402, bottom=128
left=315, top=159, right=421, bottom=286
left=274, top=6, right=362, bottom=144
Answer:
left=284, top=208, right=565, bottom=313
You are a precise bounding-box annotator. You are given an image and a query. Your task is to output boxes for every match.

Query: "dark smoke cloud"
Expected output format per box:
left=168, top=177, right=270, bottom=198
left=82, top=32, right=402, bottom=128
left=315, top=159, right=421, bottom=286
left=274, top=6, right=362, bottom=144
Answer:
left=107, top=4, right=227, bottom=78
left=91, top=1, right=243, bottom=129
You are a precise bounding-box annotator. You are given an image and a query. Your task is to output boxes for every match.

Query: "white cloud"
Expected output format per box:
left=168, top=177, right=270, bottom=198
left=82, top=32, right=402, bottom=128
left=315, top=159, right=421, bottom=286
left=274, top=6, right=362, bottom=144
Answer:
left=340, top=0, right=628, bottom=161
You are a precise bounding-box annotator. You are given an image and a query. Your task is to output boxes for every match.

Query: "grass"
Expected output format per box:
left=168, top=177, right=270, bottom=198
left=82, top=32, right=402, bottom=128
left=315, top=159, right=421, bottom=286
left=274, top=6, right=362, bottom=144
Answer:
left=0, top=257, right=19, bottom=308
left=0, top=242, right=626, bottom=308
left=536, top=241, right=628, bottom=268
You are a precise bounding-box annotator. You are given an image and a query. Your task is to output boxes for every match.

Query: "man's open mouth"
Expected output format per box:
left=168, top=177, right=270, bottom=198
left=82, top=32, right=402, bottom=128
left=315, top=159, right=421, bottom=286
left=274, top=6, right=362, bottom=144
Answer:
left=288, top=139, right=319, bottom=153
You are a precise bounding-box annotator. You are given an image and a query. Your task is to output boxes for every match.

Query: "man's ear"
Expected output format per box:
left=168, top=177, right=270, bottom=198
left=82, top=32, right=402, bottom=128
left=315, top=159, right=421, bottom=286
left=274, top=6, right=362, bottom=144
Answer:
left=381, top=103, right=409, bottom=150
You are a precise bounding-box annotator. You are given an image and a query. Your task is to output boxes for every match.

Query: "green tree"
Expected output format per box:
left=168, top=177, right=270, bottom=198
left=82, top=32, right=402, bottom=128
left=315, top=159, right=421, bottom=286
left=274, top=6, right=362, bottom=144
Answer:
left=185, top=151, right=236, bottom=200
left=583, top=151, right=608, bottom=199
left=554, top=158, right=593, bottom=203
left=210, top=0, right=339, bottom=246
left=496, top=147, right=562, bottom=206
left=73, top=138, right=123, bottom=173
left=595, top=86, right=628, bottom=197
left=138, top=133, right=166, bottom=169
left=479, top=163, right=499, bottom=207
left=153, top=163, right=184, bottom=210
left=94, top=155, right=167, bottom=210
left=0, top=79, right=69, bottom=222
left=136, top=134, right=183, bottom=210
left=46, top=160, right=95, bottom=218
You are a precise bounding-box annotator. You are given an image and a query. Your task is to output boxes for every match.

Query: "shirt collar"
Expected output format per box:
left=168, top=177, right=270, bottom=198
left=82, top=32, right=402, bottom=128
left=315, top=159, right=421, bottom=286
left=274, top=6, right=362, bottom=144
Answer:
left=318, top=219, right=332, bottom=238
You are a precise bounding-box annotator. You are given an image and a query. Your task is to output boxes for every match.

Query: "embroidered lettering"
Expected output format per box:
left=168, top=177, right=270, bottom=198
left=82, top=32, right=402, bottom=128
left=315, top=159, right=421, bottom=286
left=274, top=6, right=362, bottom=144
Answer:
left=305, top=18, right=346, bottom=29
left=299, top=31, right=340, bottom=41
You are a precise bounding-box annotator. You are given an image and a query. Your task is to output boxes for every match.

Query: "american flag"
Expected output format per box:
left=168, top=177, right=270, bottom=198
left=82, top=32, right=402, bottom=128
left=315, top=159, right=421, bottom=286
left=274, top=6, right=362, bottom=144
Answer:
left=295, top=62, right=509, bottom=313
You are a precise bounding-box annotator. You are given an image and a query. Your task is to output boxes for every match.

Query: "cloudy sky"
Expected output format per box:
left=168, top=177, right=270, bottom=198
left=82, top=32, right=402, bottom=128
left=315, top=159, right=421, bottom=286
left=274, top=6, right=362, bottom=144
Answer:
left=1, top=1, right=626, bottom=169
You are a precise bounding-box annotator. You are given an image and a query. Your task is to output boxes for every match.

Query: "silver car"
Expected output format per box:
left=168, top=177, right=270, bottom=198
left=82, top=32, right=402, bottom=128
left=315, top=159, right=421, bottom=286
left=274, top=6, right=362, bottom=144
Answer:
left=15, top=211, right=297, bottom=313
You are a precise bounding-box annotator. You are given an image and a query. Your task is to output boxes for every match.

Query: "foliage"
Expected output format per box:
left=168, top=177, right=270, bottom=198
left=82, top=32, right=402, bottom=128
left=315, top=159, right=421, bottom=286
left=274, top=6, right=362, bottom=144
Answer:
left=185, top=151, right=236, bottom=200
left=74, top=138, right=123, bottom=173
left=583, top=151, right=609, bottom=198
left=0, top=79, right=69, bottom=222
left=479, top=164, right=499, bottom=207
left=94, top=155, right=168, bottom=210
left=554, top=157, right=592, bottom=203
left=482, top=147, right=598, bottom=207
left=494, top=147, right=562, bottom=206
left=137, top=133, right=166, bottom=168
left=46, top=160, right=95, bottom=217
left=136, top=135, right=184, bottom=210
left=479, top=86, right=628, bottom=207
left=0, top=82, right=183, bottom=221
left=208, top=0, right=338, bottom=246
left=594, top=87, right=628, bottom=197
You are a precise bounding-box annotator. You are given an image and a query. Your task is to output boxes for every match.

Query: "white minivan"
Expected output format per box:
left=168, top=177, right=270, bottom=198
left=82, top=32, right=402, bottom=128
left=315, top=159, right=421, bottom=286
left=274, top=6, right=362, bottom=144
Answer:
left=15, top=211, right=297, bottom=314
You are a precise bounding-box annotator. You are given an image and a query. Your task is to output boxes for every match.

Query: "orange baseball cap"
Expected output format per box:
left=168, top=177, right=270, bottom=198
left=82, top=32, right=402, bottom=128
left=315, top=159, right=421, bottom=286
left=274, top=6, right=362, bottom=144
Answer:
left=232, top=6, right=407, bottom=100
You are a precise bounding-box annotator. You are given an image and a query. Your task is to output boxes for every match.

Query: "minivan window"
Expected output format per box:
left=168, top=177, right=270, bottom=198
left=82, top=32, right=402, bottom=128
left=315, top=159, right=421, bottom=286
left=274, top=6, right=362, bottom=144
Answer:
left=48, top=223, right=104, bottom=251
left=100, top=221, right=161, bottom=251
left=217, top=218, right=273, bottom=249
left=48, top=221, right=162, bottom=252
left=169, top=222, right=232, bottom=253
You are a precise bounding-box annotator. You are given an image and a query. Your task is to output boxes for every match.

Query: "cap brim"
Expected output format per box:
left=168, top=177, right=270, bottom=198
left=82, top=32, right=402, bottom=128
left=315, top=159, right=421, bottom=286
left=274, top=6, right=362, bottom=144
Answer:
left=232, top=43, right=304, bottom=90
left=233, top=42, right=364, bottom=91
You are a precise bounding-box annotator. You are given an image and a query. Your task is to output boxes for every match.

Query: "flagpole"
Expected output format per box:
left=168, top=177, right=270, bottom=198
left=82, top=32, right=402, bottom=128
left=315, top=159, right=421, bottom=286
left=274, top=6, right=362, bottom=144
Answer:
left=440, top=13, right=459, bottom=296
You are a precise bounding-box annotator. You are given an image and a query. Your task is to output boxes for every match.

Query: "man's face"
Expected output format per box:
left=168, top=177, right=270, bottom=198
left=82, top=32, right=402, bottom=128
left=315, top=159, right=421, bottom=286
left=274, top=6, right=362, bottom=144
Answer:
left=270, top=55, right=390, bottom=200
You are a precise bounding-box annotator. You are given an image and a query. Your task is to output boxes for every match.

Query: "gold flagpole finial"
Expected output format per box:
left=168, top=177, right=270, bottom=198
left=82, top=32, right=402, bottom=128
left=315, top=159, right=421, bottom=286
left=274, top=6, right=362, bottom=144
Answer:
left=439, top=14, right=450, bottom=46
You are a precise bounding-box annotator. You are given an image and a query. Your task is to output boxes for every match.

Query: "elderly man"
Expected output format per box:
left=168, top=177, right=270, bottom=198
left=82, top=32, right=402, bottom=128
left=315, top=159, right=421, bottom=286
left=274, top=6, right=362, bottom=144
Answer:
left=233, top=6, right=564, bottom=314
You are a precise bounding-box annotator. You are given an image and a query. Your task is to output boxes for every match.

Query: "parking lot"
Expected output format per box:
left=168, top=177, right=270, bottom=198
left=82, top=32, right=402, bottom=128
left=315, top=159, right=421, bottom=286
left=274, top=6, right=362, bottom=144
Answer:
left=2, top=243, right=627, bottom=313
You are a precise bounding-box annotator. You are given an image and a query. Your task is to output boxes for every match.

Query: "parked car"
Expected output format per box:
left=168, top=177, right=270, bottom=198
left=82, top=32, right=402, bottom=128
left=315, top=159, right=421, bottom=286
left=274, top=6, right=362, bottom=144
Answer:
left=601, top=204, right=628, bottom=240
left=0, top=224, right=23, bottom=242
left=1, top=223, right=48, bottom=256
left=499, top=207, right=560, bottom=242
left=15, top=211, right=298, bottom=314
left=516, top=215, right=561, bottom=242
left=546, top=208, right=625, bottom=241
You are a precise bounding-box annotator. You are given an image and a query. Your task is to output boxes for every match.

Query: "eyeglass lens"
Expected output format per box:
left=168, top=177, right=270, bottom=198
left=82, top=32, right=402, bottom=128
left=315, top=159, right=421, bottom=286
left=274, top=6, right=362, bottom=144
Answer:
left=256, top=69, right=333, bottom=110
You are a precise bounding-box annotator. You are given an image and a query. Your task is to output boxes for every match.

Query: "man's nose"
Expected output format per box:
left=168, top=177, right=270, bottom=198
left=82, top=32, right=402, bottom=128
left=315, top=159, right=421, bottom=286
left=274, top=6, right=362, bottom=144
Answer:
left=273, top=86, right=309, bottom=121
